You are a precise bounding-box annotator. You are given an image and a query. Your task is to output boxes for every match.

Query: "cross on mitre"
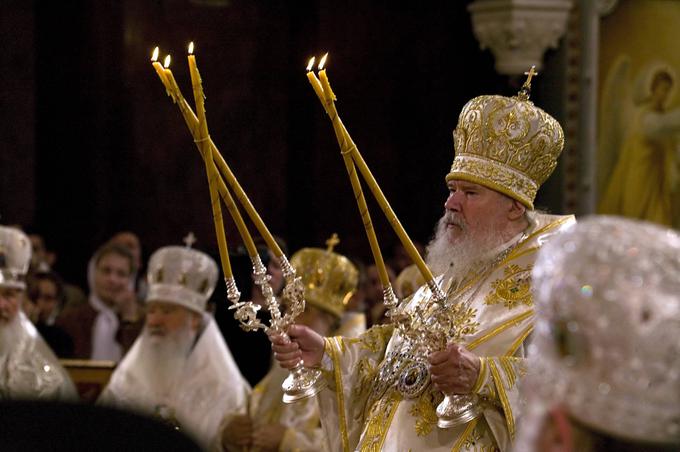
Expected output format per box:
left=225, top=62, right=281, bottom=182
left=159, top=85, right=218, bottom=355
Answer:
left=183, top=232, right=197, bottom=248
left=524, top=66, right=538, bottom=87
left=325, top=233, right=340, bottom=252
left=517, top=65, right=539, bottom=101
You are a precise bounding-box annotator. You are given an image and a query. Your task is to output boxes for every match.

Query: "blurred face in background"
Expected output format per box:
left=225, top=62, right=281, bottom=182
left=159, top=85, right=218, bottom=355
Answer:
left=93, top=252, right=132, bottom=308
left=33, top=278, right=60, bottom=323
left=109, top=232, right=142, bottom=272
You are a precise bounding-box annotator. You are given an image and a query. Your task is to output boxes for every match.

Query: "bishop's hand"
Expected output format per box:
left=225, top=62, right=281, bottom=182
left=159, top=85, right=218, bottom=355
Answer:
left=428, top=343, right=481, bottom=394
left=269, top=324, right=325, bottom=369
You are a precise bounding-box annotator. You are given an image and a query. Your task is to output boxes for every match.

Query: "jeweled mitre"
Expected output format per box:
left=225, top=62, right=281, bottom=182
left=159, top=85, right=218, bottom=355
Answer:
left=146, top=245, right=218, bottom=313
left=0, top=225, right=31, bottom=290
left=530, top=216, right=680, bottom=444
left=290, top=247, right=358, bottom=318
left=447, top=94, right=564, bottom=209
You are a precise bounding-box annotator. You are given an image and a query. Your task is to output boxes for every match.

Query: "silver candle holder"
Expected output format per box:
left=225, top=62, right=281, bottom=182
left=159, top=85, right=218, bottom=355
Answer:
left=226, top=254, right=326, bottom=404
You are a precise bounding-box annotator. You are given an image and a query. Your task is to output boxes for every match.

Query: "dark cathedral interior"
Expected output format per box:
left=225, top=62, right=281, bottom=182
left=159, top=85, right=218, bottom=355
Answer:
left=1, top=0, right=567, bottom=286
left=2, top=1, right=679, bottom=451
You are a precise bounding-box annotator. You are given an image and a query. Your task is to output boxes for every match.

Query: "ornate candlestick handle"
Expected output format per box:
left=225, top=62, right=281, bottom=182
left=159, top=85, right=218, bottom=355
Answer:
left=436, top=393, right=482, bottom=428
left=277, top=255, right=327, bottom=403
left=395, top=280, right=482, bottom=428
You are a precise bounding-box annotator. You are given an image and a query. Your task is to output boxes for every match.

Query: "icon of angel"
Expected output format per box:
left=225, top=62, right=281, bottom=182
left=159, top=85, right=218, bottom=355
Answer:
left=597, top=55, right=680, bottom=226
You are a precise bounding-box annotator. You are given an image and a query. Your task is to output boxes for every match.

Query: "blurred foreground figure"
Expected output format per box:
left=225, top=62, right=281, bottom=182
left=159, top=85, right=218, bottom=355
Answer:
left=99, top=243, right=250, bottom=450
left=517, top=216, right=680, bottom=452
left=0, top=225, right=76, bottom=400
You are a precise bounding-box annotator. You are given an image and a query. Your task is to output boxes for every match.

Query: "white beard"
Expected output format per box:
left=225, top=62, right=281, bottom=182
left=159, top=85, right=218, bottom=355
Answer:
left=425, top=211, right=505, bottom=286
left=0, top=314, right=23, bottom=364
left=134, top=321, right=197, bottom=405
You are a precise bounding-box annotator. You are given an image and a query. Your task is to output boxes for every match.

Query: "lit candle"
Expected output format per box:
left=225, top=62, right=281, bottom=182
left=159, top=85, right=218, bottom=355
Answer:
left=306, top=54, right=391, bottom=289
left=187, top=42, right=210, bottom=142
left=186, top=43, right=240, bottom=280
left=151, top=48, right=278, bottom=260
left=313, top=56, right=435, bottom=285
left=150, top=47, right=171, bottom=94
left=305, top=56, right=326, bottom=104
left=160, top=51, right=232, bottom=279
left=162, top=55, right=183, bottom=104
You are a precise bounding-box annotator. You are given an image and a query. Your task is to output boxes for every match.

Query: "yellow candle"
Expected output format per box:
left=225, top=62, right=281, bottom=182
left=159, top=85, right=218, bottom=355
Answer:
left=306, top=63, right=391, bottom=288
left=154, top=50, right=278, bottom=260
left=162, top=55, right=183, bottom=104
left=187, top=42, right=210, bottom=141
left=161, top=50, right=233, bottom=279
left=306, top=57, right=326, bottom=105
left=155, top=53, right=259, bottom=260
left=150, top=47, right=171, bottom=94
left=316, top=64, right=435, bottom=284
left=209, top=144, right=285, bottom=258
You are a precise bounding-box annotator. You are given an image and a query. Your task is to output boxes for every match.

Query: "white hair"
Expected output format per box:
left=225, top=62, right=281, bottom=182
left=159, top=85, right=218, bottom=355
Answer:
left=425, top=210, right=507, bottom=286
left=133, top=317, right=197, bottom=405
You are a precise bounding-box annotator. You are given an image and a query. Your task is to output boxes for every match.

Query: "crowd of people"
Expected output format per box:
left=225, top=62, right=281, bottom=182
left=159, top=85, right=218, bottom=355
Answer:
left=1, top=82, right=678, bottom=452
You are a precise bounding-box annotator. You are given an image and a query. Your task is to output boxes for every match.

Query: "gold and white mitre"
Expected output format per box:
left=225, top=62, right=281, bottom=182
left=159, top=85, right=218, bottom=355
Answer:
left=0, top=225, right=31, bottom=290
left=146, top=244, right=218, bottom=313
left=447, top=92, right=564, bottom=209
left=290, top=243, right=358, bottom=318
left=395, top=263, right=425, bottom=299
left=529, top=216, right=680, bottom=445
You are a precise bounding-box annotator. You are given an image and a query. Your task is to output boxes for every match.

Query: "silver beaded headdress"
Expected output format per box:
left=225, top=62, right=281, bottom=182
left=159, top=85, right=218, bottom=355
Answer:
left=525, top=216, right=680, bottom=445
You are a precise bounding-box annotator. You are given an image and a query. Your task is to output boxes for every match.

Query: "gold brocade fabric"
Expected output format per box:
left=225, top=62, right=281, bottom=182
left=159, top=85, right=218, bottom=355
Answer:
left=448, top=95, right=564, bottom=209
left=290, top=248, right=359, bottom=318
left=316, top=214, right=576, bottom=452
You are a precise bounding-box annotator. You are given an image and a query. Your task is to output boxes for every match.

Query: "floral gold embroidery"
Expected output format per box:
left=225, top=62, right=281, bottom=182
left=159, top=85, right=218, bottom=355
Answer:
left=461, top=421, right=501, bottom=452
left=359, top=390, right=401, bottom=452
left=359, top=324, right=395, bottom=353
left=352, top=357, right=378, bottom=412
left=485, top=264, right=533, bottom=309
left=408, top=388, right=442, bottom=437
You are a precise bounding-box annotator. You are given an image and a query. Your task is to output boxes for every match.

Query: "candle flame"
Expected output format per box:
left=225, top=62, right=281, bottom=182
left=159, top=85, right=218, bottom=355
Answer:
left=306, top=56, right=315, bottom=72
left=318, top=52, right=328, bottom=70
left=151, top=47, right=159, bottom=62
left=188, top=41, right=194, bottom=55
left=163, top=54, right=171, bottom=68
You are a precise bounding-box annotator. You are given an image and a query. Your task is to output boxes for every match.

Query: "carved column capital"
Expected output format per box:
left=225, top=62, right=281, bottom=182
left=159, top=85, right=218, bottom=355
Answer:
left=468, top=0, right=573, bottom=75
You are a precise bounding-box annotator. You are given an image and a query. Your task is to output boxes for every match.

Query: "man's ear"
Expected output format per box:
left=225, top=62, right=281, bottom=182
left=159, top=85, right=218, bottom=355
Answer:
left=507, top=199, right=527, bottom=221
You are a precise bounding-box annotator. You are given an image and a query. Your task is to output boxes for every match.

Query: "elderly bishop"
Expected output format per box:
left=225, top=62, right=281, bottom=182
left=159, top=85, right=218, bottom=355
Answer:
left=272, top=83, right=575, bottom=451
left=98, top=242, right=250, bottom=450
left=0, top=225, right=76, bottom=401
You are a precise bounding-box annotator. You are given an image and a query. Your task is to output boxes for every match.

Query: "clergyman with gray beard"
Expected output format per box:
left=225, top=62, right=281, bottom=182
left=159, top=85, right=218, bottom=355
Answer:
left=0, top=225, right=76, bottom=401
left=270, top=81, right=576, bottom=451
left=98, top=243, right=250, bottom=450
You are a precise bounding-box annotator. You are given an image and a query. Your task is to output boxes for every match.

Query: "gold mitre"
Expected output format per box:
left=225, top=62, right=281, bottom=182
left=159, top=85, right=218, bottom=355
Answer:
left=290, top=234, right=358, bottom=318
left=447, top=69, right=564, bottom=209
left=395, top=263, right=425, bottom=299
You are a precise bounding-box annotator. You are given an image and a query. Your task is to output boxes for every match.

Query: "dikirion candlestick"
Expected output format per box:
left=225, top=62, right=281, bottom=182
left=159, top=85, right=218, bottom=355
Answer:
left=150, top=42, right=326, bottom=403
